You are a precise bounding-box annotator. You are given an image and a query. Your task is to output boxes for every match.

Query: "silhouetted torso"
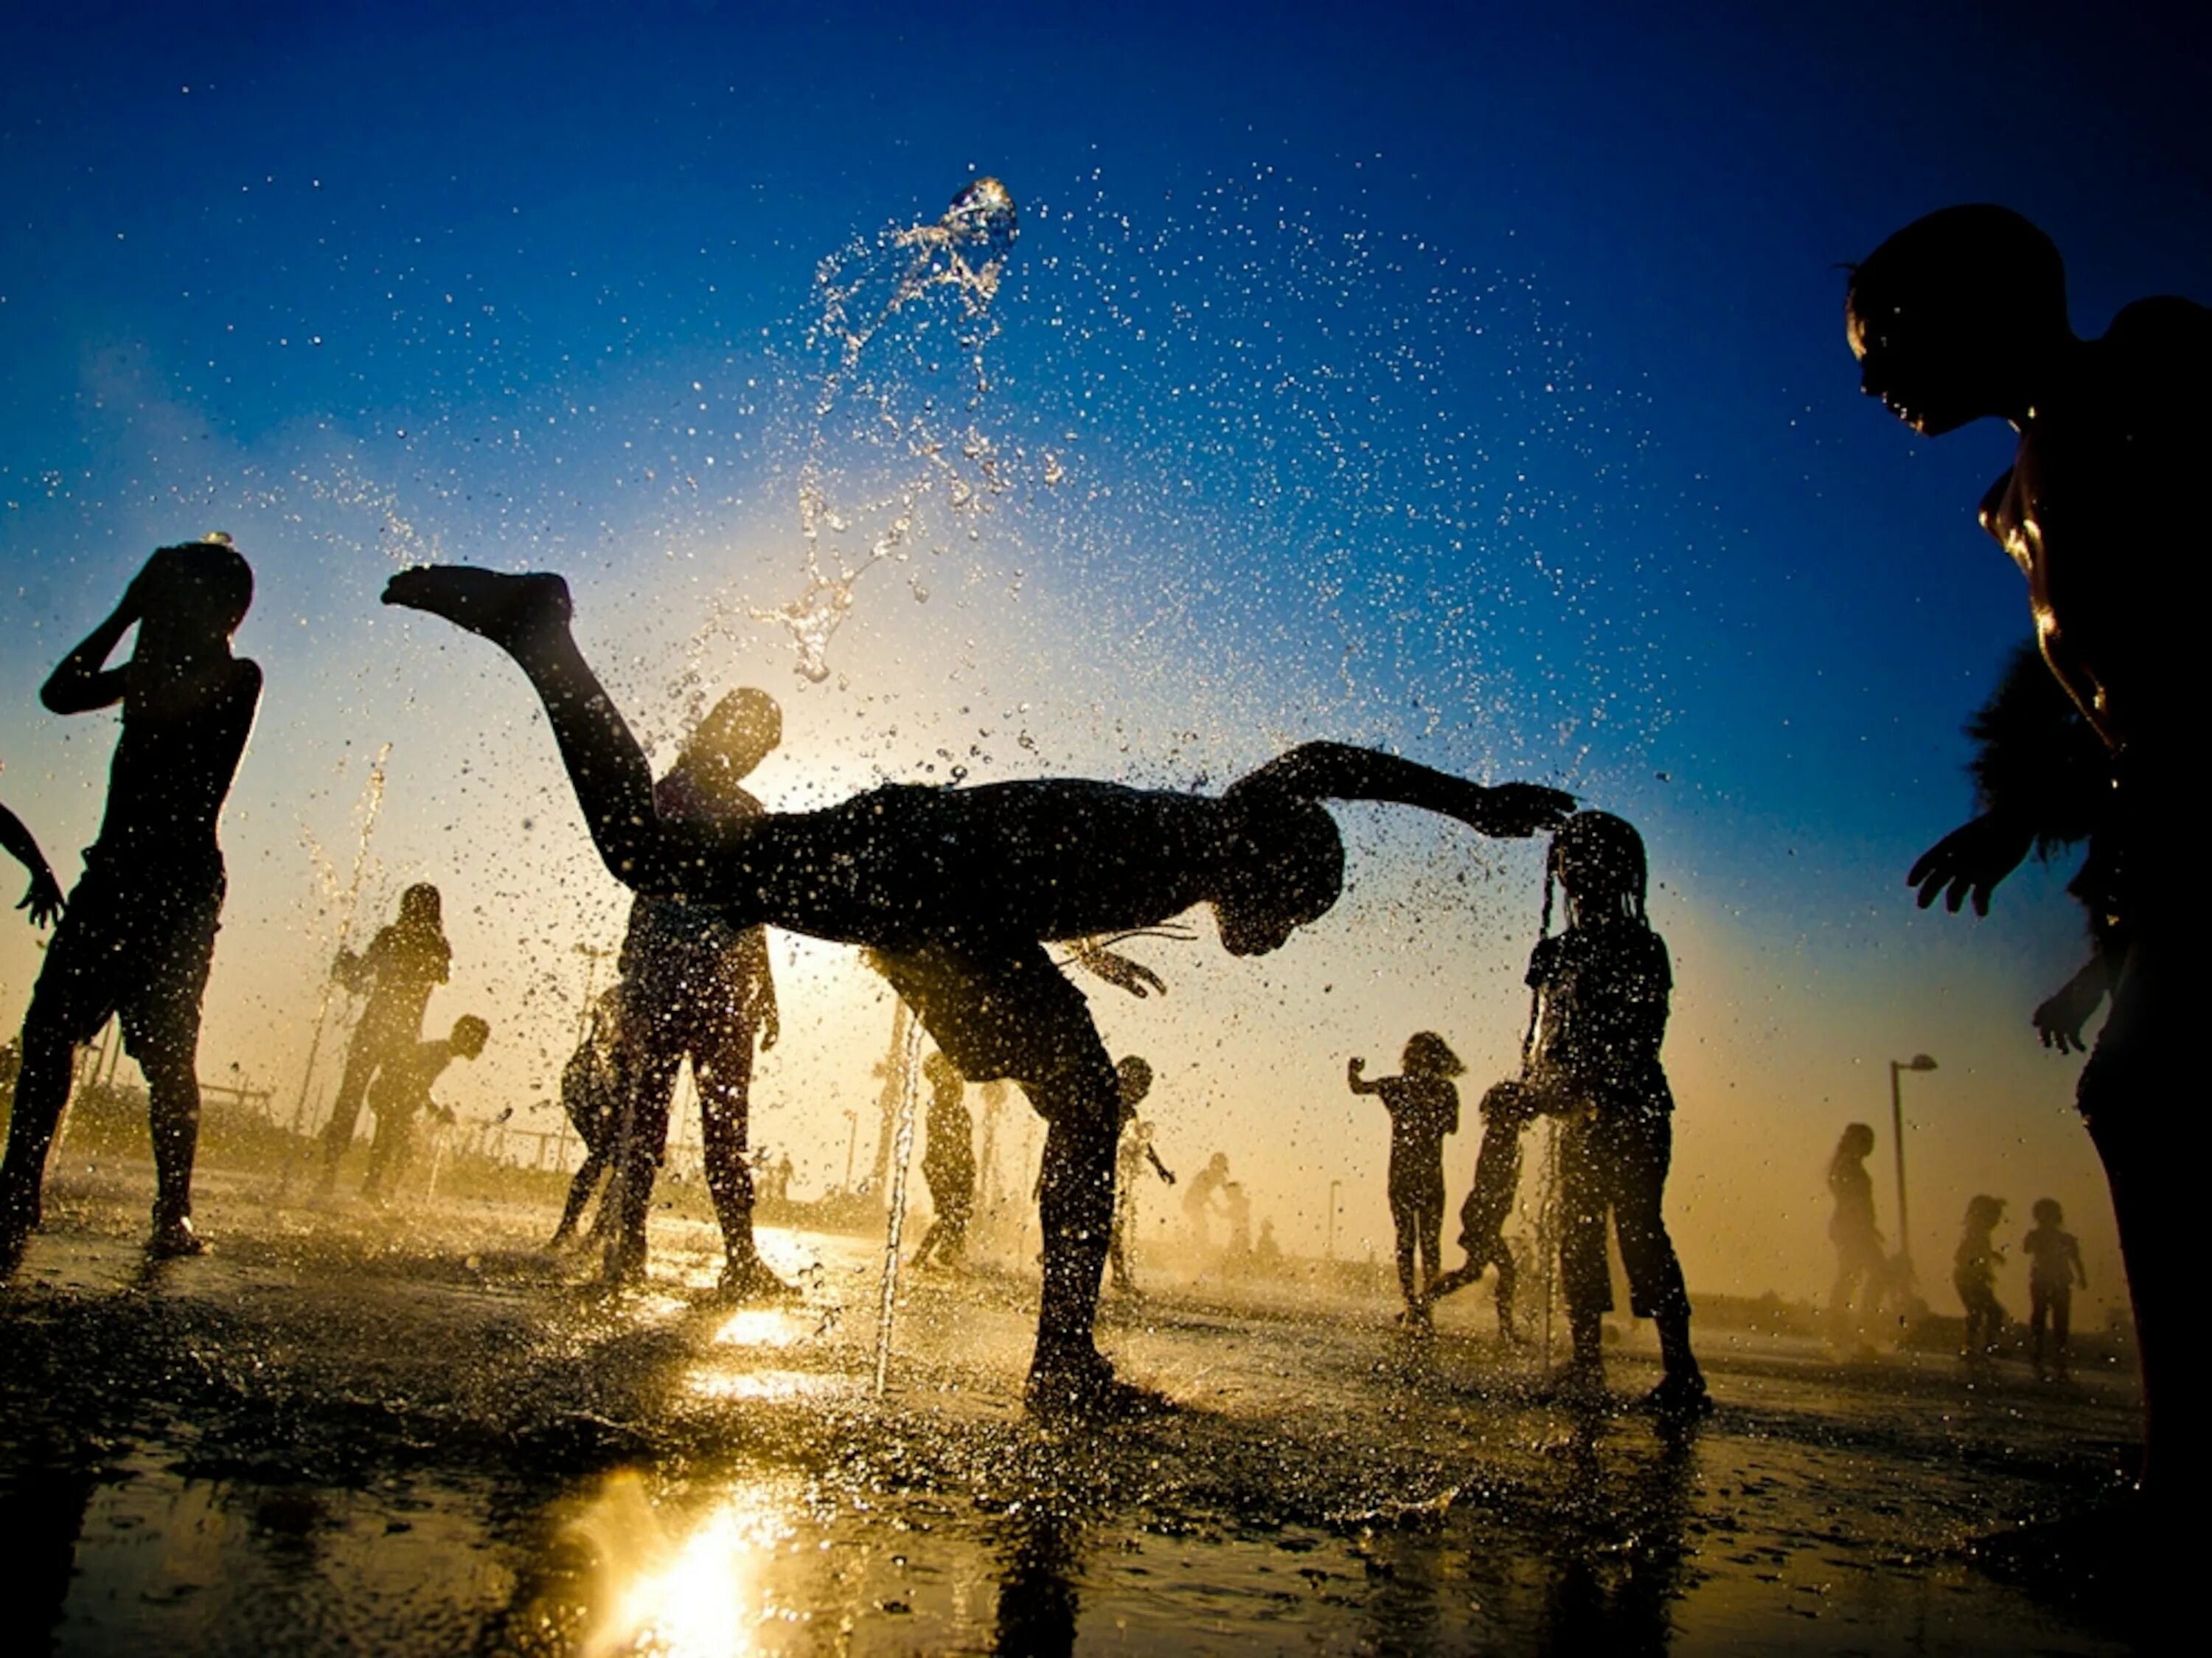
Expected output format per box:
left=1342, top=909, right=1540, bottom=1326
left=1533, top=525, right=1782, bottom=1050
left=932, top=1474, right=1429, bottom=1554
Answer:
left=347, top=921, right=451, bottom=1042
left=89, top=660, right=259, bottom=881
left=622, top=769, right=772, bottom=993
left=706, top=780, right=1223, bottom=949
left=1527, top=922, right=1672, bottom=1117
left=1982, top=298, right=2212, bottom=769
left=1372, top=1076, right=1459, bottom=1201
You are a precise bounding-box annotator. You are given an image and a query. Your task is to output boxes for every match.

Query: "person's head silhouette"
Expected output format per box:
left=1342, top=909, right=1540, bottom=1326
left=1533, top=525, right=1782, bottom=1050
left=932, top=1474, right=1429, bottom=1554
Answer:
left=1846, top=205, right=2070, bottom=436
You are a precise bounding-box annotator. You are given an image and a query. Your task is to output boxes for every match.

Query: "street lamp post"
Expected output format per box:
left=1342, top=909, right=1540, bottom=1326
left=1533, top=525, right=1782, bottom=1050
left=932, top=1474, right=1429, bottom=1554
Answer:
left=1889, top=1053, right=1938, bottom=1274
left=1326, top=1179, right=1341, bottom=1261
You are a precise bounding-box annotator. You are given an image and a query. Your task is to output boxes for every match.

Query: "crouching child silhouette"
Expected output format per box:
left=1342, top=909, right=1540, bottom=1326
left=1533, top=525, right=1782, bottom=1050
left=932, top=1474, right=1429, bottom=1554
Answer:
left=380, top=563, right=1572, bottom=1415
left=360, top=1015, right=490, bottom=1203
left=0, top=541, right=260, bottom=1269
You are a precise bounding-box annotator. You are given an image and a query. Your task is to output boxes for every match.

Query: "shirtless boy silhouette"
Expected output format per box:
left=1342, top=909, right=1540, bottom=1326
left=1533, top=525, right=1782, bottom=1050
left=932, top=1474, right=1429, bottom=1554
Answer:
left=1848, top=204, right=2208, bottom=1481
left=0, top=541, right=261, bottom=1267
left=382, top=563, right=1571, bottom=1412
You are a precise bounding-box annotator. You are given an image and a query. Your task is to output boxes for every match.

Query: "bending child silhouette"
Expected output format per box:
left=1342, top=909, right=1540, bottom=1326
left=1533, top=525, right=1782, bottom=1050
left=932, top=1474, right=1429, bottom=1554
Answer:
left=1848, top=204, right=2208, bottom=1481
left=360, top=1015, right=490, bottom=1203
left=380, top=563, right=1571, bottom=1412
left=551, top=986, right=631, bottom=1247
left=0, top=541, right=262, bottom=1268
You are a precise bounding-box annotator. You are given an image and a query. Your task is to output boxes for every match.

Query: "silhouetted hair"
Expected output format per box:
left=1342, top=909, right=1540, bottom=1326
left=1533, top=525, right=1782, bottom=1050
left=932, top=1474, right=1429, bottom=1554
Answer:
left=399, top=882, right=443, bottom=929
left=144, top=541, right=254, bottom=636
left=1401, top=1031, right=1464, bottom=1078
left=1964, top=1193, right=2007, bottom=1232
left=2033, top=1197, right=2064, bottom=1227
left=451, top=1014, right=490, bottom=1056
left=1846, top=205, right=2067, bottom=339
left=1830, top=1123, right=1876, bottom=1184
left=1547, top=811, right=1649, bottom=928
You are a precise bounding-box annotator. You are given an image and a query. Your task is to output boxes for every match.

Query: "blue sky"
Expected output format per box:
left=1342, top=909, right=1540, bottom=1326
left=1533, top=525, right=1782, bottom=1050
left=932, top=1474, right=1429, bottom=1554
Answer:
left=2, top=1, right=2204, bottom=1292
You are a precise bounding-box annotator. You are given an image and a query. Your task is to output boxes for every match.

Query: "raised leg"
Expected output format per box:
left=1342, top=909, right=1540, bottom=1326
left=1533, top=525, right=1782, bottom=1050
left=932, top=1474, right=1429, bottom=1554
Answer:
left=383, top=569, right=731, bottom=901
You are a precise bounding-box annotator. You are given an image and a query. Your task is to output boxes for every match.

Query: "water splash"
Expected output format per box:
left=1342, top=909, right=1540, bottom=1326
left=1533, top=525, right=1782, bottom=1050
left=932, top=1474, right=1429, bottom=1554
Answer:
left=872, top=1002, right=925, bottom=1395
left=752, top=178, right=1020, bottom=682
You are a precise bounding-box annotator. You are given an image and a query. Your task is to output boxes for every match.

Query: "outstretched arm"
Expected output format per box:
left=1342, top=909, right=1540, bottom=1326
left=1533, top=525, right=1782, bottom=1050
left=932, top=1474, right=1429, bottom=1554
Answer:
left=1230, top=742, right=1573, bottom=837
left=0, top=802, right=64, bottom=928
left=1346, top=1057, right=1382, bottom=1095
left=383, top=568, right=742, bottom=900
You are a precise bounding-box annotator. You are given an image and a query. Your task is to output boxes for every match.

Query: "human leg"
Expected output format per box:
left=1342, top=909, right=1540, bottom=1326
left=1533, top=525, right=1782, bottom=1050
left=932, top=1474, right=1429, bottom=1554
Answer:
left=1556, top=1116, right=1613, bottom=1376
left=697, top=1018, right=791, bottom=1298
left=382, top=569, right=738, bottom=901
left=874, top=941, right=1129, bottom=1409
left=0, top=885, right=126, bottom=1255
left=122, top=878, right=223, bottom=1254
left=1604, top=1112, right=1704, bottom=1407
left=603, top=1030, right=682, bottom=1283
left=1388, top=1195, right=1421, bottom=1311
left=318, top=1037, right=383, bottom=1185
left=2051, top=1283, right=2072, bottom=1376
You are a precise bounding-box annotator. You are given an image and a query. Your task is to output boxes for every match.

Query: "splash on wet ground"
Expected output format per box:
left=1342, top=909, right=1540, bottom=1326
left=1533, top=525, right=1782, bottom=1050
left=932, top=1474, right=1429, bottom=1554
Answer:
left=1, top=1164, right=2143, bottom=1654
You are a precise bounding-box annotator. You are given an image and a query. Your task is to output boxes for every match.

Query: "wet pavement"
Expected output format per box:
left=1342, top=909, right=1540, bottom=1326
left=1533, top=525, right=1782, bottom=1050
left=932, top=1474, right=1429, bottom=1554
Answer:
left=0, top=1162, right=2144, bottom=1654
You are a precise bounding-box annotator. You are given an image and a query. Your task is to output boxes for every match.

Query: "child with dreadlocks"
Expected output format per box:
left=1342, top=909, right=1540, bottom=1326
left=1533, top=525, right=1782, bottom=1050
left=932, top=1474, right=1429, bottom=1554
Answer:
left=1523, top=811, right=1708, bottom=1413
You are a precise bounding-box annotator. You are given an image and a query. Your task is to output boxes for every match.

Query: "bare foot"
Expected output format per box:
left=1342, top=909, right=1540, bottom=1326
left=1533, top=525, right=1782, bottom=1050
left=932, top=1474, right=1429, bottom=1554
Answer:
left=382, top=566, right=572, bottom=651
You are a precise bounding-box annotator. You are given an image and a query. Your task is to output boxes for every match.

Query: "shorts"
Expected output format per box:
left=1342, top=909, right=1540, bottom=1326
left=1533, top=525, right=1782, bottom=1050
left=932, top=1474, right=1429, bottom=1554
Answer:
left=28, top=858, right=224, bottom=1065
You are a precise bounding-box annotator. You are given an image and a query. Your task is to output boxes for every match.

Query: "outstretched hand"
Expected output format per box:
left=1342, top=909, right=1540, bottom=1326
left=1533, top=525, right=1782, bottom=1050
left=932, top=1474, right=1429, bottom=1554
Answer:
left=16, top=869, right=64, bottom=929
left=1907, top=812, right=2032, bottom=915
left=2032, top=962, right=2108, bottom=1054
left=1481, top=783, right=1577, bottom=838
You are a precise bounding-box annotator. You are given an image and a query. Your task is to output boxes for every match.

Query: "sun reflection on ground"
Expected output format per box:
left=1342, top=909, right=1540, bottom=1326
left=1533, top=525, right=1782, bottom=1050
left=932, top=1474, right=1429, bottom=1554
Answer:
left=712, top=1308, right=807, bottom=1350
left=686, top=1368, right=851, bottom=1404
left=569, top=1471, right=802, bottom=1657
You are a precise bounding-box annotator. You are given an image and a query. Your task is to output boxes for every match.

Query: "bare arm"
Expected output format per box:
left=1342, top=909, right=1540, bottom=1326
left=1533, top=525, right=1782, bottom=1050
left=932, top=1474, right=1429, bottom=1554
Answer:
left=1232, top=742, right=1573, bottom=836
left=41, top=595, right=140, bottom=715
left=1346, top=1058, right=1382, bottom=1095
left=2033, top=952, right=2112, bottom=1054
left=1068, top=936, right=1166, bottom=999
left=0, top=802, right=64, bottom=928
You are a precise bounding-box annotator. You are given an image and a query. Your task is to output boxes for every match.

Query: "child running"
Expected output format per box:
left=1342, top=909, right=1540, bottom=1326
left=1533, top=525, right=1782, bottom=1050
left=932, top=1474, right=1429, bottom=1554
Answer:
left=1954, top=1193, right=2010, bottom=1361
left=2023, top=1198, right=2089, bottom=1380
left=379, top=563, right=1571, bottom=1413
left=1422, top=1078, right=1537, bottom=1340
left=1525, top=811, right=1708, bottom=1414
left=359, top=1016, right=490, bottom=1203
left=1347, top=1033, right=1464, bottom=1325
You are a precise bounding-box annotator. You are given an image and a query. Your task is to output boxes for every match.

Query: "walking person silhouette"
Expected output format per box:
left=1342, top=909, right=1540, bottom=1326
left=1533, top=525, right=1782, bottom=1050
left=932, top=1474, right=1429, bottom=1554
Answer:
left=380, top=563, right=1571, bottom=1412
left=316, top=884, right=451, bottom=1196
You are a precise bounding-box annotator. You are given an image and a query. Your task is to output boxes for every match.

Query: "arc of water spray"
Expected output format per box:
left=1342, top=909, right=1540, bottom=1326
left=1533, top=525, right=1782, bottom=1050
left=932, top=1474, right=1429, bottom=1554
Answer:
left=872, top=1002, right=926, bottom=1395
left=288, top=744, right=392, bottom=1140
